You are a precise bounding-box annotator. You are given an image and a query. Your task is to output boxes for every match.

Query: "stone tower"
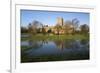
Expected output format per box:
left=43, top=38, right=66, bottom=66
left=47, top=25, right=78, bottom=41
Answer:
left=56, top=17, right=63, bottom=26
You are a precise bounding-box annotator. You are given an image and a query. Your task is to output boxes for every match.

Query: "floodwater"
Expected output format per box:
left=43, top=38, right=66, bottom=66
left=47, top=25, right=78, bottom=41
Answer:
left=21, top=39, right=89, bottom=63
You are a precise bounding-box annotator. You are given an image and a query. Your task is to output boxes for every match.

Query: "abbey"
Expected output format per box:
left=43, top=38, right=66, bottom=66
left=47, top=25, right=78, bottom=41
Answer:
left=28, top=17, right=80, bottom=35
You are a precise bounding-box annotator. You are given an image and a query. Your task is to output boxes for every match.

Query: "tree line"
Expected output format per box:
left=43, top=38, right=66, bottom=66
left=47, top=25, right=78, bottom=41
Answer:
left=21, top=18, right=89, bottom=35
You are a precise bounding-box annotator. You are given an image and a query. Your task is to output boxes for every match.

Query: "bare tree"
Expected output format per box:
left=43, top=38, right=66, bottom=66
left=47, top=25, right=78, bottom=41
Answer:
left=21, top=26, right=28, bottom=33
left=64, top=20, right=73, bottom=34
left=72, top=18, right=80, bottom=34
left=80, top=24, right=89, bottom=34
left=28, top=20, right=43, bottom=35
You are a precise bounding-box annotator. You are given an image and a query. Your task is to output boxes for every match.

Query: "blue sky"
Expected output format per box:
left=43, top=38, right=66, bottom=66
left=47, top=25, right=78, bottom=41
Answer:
left=20, top=10, right=90, bottom=27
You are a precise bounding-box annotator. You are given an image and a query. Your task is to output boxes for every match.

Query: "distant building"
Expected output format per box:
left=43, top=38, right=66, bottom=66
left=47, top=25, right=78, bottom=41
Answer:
left=53, top=17, right=74, bottom=34
left=43, top=25, right=49, bottom=32
left=29, top=17, right=74, bottom=35
left=56, top=17, right=64, bottom=26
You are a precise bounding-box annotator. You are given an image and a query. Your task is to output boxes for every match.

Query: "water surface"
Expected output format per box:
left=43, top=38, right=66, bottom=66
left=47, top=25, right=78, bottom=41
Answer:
left=21, top=39, right=89, bottom=63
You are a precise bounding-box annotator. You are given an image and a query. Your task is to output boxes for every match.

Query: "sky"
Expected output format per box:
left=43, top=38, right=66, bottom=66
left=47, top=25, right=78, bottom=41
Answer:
left=20, top=10, right=90, bottom=27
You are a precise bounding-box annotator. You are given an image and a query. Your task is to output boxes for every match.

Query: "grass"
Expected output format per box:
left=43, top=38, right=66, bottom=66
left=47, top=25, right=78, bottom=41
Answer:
left=21, top=34, right=89, bottom=41
left=21, top=51, right=89, bottom=63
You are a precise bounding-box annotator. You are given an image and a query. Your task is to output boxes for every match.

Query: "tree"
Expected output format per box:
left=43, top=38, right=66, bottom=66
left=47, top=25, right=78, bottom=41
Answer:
left=42, top=27, right=46, bottom=35
left=47, top=29, right=52, bottom=36
left=48, top=29, right=52, bottom=33
left=64, top=20, right=73, bottom=34
left=28, top=20, right=43, bottom=35
left=80, top=24, right=89, bottom=34
left=32, top=20, right=43, bottom=29
left=21, top=26, right=28, bottom=33
left=28, top=23, right=33, bottom=33
left=72, top=18, right=80, bottom=33
left=28, top=23, right=37, bottom=34
left=37, top=28, right=41, bottom=33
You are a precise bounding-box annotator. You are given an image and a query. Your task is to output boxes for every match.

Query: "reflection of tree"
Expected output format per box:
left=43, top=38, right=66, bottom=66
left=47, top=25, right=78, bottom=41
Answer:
left=42, top=40, right=48, bottom=44
left=64, top=40, right=73, bottom=49
left=28, top=40, right=43, bottom=49
left=27, top=40, right=49, bottom=49
left=54, top=40, right=65, bottom=50
left=80, top=39, right=88, bottom=45
left=80, top=39, right=89, bottom=48
left=54, top=40, right=76, bottom=50
left=64, top=39, right=89, bottom=49
left=22, top=40, right=49, bottom=53
left=54, top=39, right=89, bottom=50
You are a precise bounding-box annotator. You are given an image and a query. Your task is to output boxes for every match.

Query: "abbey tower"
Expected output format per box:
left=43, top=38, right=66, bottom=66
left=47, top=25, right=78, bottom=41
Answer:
left=56, top=17, right=64, bottom=26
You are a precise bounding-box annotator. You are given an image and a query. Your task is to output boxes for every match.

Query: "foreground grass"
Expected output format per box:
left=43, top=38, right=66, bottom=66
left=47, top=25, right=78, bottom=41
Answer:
left=21, top=50, right=89, bottom=63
